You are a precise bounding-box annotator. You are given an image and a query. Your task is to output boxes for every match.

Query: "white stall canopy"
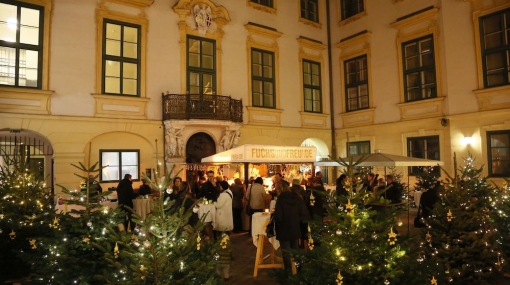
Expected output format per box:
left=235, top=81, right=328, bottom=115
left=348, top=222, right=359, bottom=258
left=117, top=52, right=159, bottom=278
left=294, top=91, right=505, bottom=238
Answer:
left=201, top=144, right=317, bottom=164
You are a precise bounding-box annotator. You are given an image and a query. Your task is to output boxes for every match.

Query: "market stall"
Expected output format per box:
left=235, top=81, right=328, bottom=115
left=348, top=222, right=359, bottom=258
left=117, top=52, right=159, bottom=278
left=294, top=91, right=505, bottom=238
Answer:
left=201, top=144, right=317, bottom=186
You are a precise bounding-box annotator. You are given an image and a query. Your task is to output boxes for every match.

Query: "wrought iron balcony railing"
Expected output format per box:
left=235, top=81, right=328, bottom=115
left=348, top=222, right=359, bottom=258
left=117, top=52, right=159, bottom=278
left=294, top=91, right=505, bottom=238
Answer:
left=162, top=93, right=243, bottom=122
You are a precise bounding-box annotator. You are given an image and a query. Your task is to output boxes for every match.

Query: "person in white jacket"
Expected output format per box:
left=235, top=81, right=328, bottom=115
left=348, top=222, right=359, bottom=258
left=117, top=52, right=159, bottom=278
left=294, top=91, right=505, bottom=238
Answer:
left=214, top=185, right=234, bottom=237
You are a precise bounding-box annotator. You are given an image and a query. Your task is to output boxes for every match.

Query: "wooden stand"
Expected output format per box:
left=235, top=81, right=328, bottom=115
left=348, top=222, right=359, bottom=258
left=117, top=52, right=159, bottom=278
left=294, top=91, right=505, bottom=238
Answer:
left=253, top=234, right=284, bottom=277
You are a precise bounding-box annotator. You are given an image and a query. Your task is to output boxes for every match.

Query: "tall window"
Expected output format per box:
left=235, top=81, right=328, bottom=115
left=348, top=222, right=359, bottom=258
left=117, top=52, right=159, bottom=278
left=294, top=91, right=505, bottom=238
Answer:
left=252, top=48, right=275, bottom=108
left=407, top=136, right=440, bottom=176
left=480, top=8, right=510, bottom=88
left=250, top=0, right=273, bottom=8
left=341, top=0, right=364, bottom=20
left=103, top=20, right=140, bottom=96
left=301, top=0, right=318, bottom=23
left=303, top=60, right=321, bottom=113
left=100, top=150, right=139, bottom=182
left=402, top=35, right=436, bottom=102
left=0, top=0, right=43, bottom=88
left=487, top=130, right=510, bottom=177
left=345, top=55, right=368, bottom=111
left=187, top=36, right=215, bottom=95
left=348, top=141, right=370, bottom=156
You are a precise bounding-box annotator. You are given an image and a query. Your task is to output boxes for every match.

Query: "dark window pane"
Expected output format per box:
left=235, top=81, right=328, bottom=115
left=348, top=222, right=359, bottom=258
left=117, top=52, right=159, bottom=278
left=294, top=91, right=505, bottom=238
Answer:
left=480, top=9, right=510, bottom=88
left=187, top=36, right=216, bottom=95
left=407, top=136, right=440, bottom=176
left=403, top=36, right=436, bottom=102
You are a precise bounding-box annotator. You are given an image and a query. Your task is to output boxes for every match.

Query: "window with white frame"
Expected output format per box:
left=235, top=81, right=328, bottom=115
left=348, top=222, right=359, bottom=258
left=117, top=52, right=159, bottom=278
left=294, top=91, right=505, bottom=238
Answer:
left=487, top=130, right=510, bottom=177
left=480, top=8, right=510, bottom=88
left=100, top=150, right=139, bottom=182
left=0, top=0, right=44, bottom=88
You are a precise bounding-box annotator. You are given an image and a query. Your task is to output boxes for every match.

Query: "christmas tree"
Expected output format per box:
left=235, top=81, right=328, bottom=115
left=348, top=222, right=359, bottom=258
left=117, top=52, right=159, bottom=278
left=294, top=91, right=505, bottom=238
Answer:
left=97, top=163, right=223, bottom=285
left=419, top=154, right=504, bottom=284
left=0, top=154, right=56, bottom=283
left=492, top=179, right=510, bottom=275
left=283, top=158, right=418, bottom=285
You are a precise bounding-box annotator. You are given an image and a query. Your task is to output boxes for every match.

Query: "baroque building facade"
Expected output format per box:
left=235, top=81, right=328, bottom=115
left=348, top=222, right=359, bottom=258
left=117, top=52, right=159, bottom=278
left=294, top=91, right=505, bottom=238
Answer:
left=0, top=0, right=508, bottom=194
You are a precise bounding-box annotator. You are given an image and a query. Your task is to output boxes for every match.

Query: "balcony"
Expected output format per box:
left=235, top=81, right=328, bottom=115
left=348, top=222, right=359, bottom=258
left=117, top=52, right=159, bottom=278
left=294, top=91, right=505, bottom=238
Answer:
left=162, top=93, right=243, bottom=122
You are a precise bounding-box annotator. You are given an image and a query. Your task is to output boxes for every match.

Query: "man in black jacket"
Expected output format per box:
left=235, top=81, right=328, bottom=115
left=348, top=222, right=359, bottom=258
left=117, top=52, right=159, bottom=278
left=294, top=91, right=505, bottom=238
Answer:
left=117, top=174, right=136, bottom=231
left=274, top=183, right=310, bottom=275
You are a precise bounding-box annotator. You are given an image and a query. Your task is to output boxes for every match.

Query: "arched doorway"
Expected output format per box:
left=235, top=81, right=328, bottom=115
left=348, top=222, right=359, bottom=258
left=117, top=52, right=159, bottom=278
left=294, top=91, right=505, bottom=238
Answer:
left=0, top=130, right=54, bottom=193
left=185, top=132, right=216, bottom=163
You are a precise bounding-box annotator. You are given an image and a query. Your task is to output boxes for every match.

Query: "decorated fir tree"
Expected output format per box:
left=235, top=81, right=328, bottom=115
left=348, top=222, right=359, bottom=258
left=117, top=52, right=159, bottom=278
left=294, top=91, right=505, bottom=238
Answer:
left=419, top=154, right=505, bottom=284
left=97, top=163, right=223, bottom=285
left=18, top=158, right=125, bottom=284
left=0, top=154, right=56, bottom=283
left=284, top=158, right=419, bottom=285
left=491, top=179, right=510, bottom=275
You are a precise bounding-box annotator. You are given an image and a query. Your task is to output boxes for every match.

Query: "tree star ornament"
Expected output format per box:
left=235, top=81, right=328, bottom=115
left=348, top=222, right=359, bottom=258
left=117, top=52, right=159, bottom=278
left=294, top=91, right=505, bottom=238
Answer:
left=345, top=199, right=354, bottom=216
left=310, top=192, right=315, bottom=206
left=425, top=231, right=432, bottom=244
left=83, top=237, right=90, bottom=245
left=29, top=239, right=37, bottom=249
left=52, top=217, right=59, bottom=229
left=9, top=229, right=16, bottom=240
left=387, top=227, right=397, bottom=245
left=140, top=265, right=146, bottom=272
left=197, top=234, right=201, bottom=250
left=446, top=209, right=453, bottom=222
left=430, top=276, right=437, bottom=285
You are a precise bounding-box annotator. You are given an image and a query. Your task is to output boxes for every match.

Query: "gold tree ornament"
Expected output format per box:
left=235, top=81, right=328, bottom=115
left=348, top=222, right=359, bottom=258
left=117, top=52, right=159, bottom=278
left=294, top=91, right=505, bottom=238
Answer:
left=308, top=225, right=315, bottom=250
left=220, top=234, right=229, bottom=249
left=29, top=239, right=37, bottom=249
left=310, top=191, right=315, bottom=206
left=425, top=231, right=432, bottom=244
left=387, top=227, right=397, bottom=245
left=140, top=265, right=147, bottom=272
left=52, top=217, right=59, bottom=229
left=446, top=209, right=453, bottom=222
left=9, top=229, right=16, bottom=240
left=345, top=199, right=354, bottom=216
left=430, top=276, right=437, bottom=285
left=114, top=242, right=119, bottom=259
left=335, top=270, right=343, bottom=285
left=83, top=237, right=90, bottom=245
left=196, top=234, right=201, bottom=250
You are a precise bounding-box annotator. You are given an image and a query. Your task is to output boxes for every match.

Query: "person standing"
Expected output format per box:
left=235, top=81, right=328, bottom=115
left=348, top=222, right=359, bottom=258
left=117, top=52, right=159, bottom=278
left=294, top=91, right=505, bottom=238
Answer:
left=274, top=182, right=310, bottom=275
left=214, top=184, right=233, bottom=235
left=245, top=177, right=266, bottom=234
left=230, top=178, right=245, bottom=233
left=116, top=174, right=136, bottom=232
left=200, top=170, right=220, bottom=202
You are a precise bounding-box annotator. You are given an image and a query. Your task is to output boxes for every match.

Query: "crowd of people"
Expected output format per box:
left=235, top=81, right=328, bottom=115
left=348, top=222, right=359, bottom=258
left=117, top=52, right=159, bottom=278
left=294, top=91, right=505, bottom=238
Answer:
left=108, top=169, right=410, bottom=280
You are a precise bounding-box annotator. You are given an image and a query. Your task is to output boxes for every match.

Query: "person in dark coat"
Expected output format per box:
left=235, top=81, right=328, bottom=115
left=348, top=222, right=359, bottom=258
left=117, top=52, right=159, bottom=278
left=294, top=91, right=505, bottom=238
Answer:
left=420, top=181, right=441, bottom=218
left=138, top=179, right=152, bottom=196
left=199, top=170, right=220, bottom=202
left=116, top=174, right=136, bottom=231
left=335, top=174, right=349, bottom=197
left=308, top=178, right=326, bottom=221
left=291, top=179, right=309, bottom=248
left=274, top=183, right=310, bottom=275
left=385, top=175, right=403, bottom=204
left=230, top=178, right=246, bottom=232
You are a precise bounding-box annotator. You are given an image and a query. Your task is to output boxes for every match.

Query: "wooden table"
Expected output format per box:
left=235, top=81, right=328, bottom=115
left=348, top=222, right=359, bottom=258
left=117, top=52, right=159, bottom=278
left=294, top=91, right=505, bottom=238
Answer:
left=251, top=212, right=283, bottom=277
